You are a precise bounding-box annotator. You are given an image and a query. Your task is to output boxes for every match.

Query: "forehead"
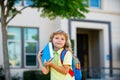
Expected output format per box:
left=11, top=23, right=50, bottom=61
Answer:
left=54, top=34, right=65, bottom=38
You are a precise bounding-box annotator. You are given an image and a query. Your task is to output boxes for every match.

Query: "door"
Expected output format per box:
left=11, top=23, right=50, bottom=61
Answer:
left=77, top=34, right=89, bottom=78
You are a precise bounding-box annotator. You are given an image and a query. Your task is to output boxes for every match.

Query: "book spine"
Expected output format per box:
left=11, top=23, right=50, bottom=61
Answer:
left=49, top=42, right=53, bottom=57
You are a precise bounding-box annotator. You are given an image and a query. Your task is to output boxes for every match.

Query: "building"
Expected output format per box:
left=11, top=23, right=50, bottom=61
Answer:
left=0, top=0, right=120, bottom=80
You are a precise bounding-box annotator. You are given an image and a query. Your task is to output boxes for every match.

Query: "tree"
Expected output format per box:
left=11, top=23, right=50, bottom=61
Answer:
left=0, top=0, right=88, bottom=80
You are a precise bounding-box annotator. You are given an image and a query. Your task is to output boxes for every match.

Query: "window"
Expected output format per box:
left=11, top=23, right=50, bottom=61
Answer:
left=24, top=28, right=39, bottom=67
left=7, top=27, right=39, bottom=68
left=24, top=0, right=34, bottom=6
left=7, top=27, right=22, bottom=67
left=89, top=0, right=101, bottom=8
left=82, top=0, right=101, bottom=9
left=15, top=0, right=33, bottom=6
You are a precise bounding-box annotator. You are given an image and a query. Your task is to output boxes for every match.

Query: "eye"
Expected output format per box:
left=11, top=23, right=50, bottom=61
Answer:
left=61, top=38, right=65, bottom=41
left=55, top=37, right=59, bottom=39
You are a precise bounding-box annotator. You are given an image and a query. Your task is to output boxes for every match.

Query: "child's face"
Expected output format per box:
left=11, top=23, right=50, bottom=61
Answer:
left=52, top=34, right=66, bottom=50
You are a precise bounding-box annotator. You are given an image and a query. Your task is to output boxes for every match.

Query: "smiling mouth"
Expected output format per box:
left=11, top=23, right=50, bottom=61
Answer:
left=56, top=43, right=61, bottom=45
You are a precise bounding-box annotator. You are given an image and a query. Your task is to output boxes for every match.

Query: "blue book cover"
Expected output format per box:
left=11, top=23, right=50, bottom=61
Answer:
left=41, top=42, right=54, bottom=66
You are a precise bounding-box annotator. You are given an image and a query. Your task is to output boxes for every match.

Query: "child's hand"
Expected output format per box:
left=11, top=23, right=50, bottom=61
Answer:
left=44, top=61, right=53, bottom=67
left=37, top=50, right=42, bottom=61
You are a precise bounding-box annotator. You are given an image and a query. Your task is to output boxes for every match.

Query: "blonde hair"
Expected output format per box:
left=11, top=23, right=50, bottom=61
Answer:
left=49, top=30, right=72, bottom=51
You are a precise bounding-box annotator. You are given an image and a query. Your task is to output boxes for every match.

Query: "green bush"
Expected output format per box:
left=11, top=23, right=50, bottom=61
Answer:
left=0, top=65, right=5, bottom=80
left=12, top=73, right=21, bottom=80
left=23, top=70, right=50, bottom=80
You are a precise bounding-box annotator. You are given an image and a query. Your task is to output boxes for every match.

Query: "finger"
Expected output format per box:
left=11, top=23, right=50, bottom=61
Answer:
left=38, top=51, right=42, bottom=56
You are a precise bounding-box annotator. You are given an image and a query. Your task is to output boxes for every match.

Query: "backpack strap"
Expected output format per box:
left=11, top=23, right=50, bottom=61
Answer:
left=60, top=49, right=67, bottom=64
left=60, top=49, right=75, bottom=77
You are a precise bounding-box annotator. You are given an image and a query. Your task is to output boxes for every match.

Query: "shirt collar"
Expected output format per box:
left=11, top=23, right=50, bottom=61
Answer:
left=54, top=48, right=64, bottom=55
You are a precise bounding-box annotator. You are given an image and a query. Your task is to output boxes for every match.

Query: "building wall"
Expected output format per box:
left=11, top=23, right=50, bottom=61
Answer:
left=59, top=0, right=120, bottom=77
left=60, top=0, right=120, bottom=68
left=0, top=0, right=120, bottom=79
left=86, top=0, right=120, bottom=68
left=8, top=7, right=60, bottom=49
left=0, top=7, right=60, bottom=77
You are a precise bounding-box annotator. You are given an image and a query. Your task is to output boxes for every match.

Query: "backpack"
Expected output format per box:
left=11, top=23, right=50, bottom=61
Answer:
left=60, top=49, right=82, bottom=80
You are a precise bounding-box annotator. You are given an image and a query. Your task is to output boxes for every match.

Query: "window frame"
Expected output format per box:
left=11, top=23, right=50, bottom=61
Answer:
left=7, top=40, right=22, bottom=68
left=24, top=39, right=39, bottom=68
left=7, top=27, right=22, bottom=68
left=7, top=26, right=39, bottom=68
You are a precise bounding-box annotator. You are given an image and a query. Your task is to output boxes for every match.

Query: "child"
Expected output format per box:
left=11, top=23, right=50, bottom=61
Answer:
left=37, top=30, right=75, bottom=80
